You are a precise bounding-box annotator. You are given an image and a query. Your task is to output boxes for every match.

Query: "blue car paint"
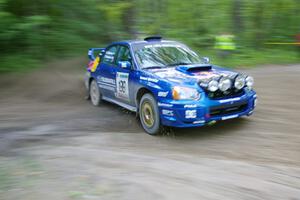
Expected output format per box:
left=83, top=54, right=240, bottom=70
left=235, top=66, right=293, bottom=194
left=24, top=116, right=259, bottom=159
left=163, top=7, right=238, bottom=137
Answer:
left=85, top=39, right=257, bottom=128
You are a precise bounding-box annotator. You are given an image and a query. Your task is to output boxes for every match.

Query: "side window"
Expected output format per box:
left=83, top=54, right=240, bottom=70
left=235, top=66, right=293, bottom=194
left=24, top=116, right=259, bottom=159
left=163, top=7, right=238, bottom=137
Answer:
left=115, top=46, right=132, bottom=64
left=103, top=46, right=118, bottom=65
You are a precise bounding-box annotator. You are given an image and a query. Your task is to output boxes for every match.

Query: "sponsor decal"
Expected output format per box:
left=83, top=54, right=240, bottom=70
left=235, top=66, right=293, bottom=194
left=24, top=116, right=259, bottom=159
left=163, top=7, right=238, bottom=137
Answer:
left=166, top=78, right=182, bottom=83
left=89, top=56, right=100, bottom=72
left=98, top=76, right=116, bottom=91
left=153, top=67, right=238, bottom=84
left=193, top=71, right=214, bottom=76
left=184, top=104, right=197, bottom=108
left=185, top=110, right=197, bottom=119
left=144, top=44, right=182, bottom=48
left=88, top=61, right=93, bottom=70
left=158, top=91, right=169, bottom=97
left=149, top=78, right=158, bottom=82
left=140, top=76, right=147, bottom=81
left=104, top=50, right=116, bottom=62
left=193, top=71, right=222, bottom=79
left=219, top=97, right=241, bottom=103
left=193, top=120, right=205, bottom=124
left=116, top=72, right=129, bottom=100
left=99, top=84, right=115, bottom=91
left=158, top=102, right=173, bottom=107
left=121, top=62, right=127, bottom=68
left=140, top=76, right=159, bottom=83
left=99, top=76, right=115, bottom=85
left=162, top=109, right=174, bottom=116
left=155, top=69, right=188, bottom=79
left=98, top=82, right=116, bottom=88
left=221, top=114, right=238, bottom=120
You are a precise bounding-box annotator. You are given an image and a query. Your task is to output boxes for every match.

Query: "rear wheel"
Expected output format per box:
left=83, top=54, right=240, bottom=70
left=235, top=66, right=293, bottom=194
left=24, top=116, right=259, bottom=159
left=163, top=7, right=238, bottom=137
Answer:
left=139, top=93, right=162, bottom=135
left=90, top=79, right=102, bottom=106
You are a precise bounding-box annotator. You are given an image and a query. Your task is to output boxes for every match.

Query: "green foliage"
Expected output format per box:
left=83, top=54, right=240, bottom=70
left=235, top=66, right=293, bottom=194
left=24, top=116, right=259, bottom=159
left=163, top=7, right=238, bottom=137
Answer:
left=98, top=1, right=133, bottom=39
left=0, top=0, right=299, bottom=73
left=0, top=54, right=40, bottom=73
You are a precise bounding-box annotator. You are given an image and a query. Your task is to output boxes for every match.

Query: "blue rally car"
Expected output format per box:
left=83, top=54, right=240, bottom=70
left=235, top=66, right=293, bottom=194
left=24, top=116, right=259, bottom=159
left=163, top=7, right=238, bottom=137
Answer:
left=85, top=36, right=257, bottom=135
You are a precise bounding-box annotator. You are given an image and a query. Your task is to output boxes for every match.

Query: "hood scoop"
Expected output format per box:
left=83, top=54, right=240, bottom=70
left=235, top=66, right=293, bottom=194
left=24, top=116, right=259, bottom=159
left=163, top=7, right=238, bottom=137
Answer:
left=176, top=64, right=212, bottom=74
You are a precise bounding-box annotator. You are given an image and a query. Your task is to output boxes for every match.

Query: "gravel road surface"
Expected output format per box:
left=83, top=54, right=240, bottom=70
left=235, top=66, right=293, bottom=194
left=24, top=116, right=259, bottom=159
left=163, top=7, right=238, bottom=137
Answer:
left=0, top=59, right=299, bottom=200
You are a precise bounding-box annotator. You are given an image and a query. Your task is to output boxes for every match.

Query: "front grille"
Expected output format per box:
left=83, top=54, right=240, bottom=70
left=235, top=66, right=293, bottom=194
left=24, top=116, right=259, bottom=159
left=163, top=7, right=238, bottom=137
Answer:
left=207, top=89, right=244, bottom=100
left=210, top=101, right=248, bottom=117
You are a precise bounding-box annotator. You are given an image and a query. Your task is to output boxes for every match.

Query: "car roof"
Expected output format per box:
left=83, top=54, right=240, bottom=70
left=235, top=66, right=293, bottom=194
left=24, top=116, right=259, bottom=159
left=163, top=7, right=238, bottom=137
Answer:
left=110, top=39, right=178, bottom=46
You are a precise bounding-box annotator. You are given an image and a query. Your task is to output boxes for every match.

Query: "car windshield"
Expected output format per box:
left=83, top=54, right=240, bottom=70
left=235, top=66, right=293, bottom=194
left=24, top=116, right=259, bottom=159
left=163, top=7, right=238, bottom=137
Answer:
left=134, top=43, right=203, bottom=69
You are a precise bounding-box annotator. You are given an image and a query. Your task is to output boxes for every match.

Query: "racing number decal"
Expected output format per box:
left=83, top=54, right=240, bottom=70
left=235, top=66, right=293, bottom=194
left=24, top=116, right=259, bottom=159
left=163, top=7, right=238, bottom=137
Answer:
left=119, top=80, right=126, bottom=93
left=116, top=72, right=129, bottom=100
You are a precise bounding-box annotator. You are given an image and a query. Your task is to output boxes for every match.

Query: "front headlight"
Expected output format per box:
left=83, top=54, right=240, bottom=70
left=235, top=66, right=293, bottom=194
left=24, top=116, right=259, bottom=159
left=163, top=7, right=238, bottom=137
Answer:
left=218, top=77, right=232, bottom=92
left=208, top=80, right=219, bottom=92
left=172, top=86, right=200, bottom=100
left=234, top=75, right=246, bottom=90
left=246, top=76, right=254, bottom=88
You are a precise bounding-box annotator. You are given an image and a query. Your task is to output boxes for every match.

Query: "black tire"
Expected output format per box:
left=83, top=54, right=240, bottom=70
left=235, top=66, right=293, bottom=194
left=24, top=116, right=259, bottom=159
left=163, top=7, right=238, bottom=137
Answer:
left=89, top=79, right=102, bottom=106
left=139, top=93, right=162, bottom=135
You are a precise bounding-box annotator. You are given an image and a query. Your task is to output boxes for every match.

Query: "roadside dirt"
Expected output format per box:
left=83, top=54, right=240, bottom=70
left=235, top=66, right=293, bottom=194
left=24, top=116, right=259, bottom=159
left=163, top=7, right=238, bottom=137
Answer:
left=0, top=59, right=299, bottom=200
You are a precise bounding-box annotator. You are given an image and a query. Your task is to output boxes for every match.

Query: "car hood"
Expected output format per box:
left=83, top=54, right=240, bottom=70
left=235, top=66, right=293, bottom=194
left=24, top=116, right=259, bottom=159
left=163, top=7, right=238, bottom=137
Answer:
left=147, top=64, right=239, bottom=87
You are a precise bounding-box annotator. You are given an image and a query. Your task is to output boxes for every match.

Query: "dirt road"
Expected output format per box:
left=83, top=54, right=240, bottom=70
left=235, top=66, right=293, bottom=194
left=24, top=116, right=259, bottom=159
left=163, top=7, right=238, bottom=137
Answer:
left=0, top=59, right=300, bottom=200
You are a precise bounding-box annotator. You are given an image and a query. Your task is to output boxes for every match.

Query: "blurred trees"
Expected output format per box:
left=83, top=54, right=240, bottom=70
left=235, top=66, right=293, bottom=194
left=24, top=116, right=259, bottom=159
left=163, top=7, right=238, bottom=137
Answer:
left=0, top=0, right=299, bottom=72
left=136, top=0, right=300, bottom=48
left=1, top=0, right=105, bottom=56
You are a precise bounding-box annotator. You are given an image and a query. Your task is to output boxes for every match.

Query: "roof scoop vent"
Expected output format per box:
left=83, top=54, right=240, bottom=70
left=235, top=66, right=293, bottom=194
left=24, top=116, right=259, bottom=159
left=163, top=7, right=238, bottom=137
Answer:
left=144, top=36, right=162, bottom=41
left=176, top=64, right=212, bottom=73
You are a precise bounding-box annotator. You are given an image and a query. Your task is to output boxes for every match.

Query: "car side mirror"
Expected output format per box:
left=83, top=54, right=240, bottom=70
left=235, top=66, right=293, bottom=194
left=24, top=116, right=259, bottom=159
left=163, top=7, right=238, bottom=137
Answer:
left=118, top=61, right=131, bottom=70
left=202, top=57, right=210, bottom=64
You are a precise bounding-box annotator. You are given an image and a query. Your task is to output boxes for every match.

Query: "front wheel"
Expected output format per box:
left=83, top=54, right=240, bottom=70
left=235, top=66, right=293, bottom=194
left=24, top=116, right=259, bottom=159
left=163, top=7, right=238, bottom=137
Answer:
left=139, top=93, right=162, bottom=135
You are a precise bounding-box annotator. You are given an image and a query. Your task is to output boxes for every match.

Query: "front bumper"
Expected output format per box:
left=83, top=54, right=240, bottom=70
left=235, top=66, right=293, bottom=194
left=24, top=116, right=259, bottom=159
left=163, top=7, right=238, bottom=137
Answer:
left=158, top=90, right=257, bottom=128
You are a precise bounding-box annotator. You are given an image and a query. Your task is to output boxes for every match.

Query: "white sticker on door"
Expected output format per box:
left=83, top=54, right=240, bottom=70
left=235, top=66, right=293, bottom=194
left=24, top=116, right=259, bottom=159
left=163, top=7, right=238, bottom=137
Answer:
left=116, top=72, right=129, bottom=100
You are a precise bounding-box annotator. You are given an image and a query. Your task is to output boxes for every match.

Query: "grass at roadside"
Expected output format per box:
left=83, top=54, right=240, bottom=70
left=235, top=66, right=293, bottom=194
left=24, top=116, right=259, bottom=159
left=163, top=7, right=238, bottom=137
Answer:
left=0, top=40, right=97, bottom=74
left=202, top=48, right=299, bottom=68
left=0, top=54, right=41, bottom=74
left=0, top=157, right=43, bottom=198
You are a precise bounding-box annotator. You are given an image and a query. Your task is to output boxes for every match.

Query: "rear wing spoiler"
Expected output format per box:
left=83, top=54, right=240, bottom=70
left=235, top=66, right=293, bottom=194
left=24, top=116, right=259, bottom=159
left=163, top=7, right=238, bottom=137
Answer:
left=88, top=48, right=105, bottom=61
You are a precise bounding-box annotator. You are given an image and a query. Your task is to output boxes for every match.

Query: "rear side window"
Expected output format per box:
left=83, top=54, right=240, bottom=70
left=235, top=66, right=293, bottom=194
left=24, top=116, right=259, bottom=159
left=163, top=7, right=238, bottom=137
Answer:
left=103, top=46, right=118, bottom=64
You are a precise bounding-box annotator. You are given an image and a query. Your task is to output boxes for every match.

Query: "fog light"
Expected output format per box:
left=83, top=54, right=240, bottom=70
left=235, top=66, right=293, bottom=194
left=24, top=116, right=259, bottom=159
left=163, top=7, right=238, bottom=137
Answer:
left=207, top=120, right=216, bottom=126
left=254, top=98, right=257, bottom=107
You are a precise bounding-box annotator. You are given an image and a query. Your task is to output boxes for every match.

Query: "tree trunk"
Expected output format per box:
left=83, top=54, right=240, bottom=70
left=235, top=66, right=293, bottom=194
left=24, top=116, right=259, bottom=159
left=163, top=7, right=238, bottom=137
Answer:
left=232, top=0, right=243, bottom=34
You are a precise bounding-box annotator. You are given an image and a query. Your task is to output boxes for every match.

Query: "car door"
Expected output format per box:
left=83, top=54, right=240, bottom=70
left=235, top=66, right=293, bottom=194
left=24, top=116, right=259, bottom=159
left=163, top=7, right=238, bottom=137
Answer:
left=96, top=45, right=119, bottom=99
left=114, top=45, right=135, bottom=105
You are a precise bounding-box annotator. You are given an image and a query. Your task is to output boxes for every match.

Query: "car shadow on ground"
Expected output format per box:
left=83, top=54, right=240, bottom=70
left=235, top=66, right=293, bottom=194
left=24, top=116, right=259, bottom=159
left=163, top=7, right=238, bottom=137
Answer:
left=98, top=100, right=251, bottom=138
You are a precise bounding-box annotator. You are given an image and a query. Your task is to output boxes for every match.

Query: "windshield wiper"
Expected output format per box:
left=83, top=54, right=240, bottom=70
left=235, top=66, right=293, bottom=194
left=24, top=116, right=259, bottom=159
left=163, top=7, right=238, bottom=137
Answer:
left=167, top=62, right=192, bottom=66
